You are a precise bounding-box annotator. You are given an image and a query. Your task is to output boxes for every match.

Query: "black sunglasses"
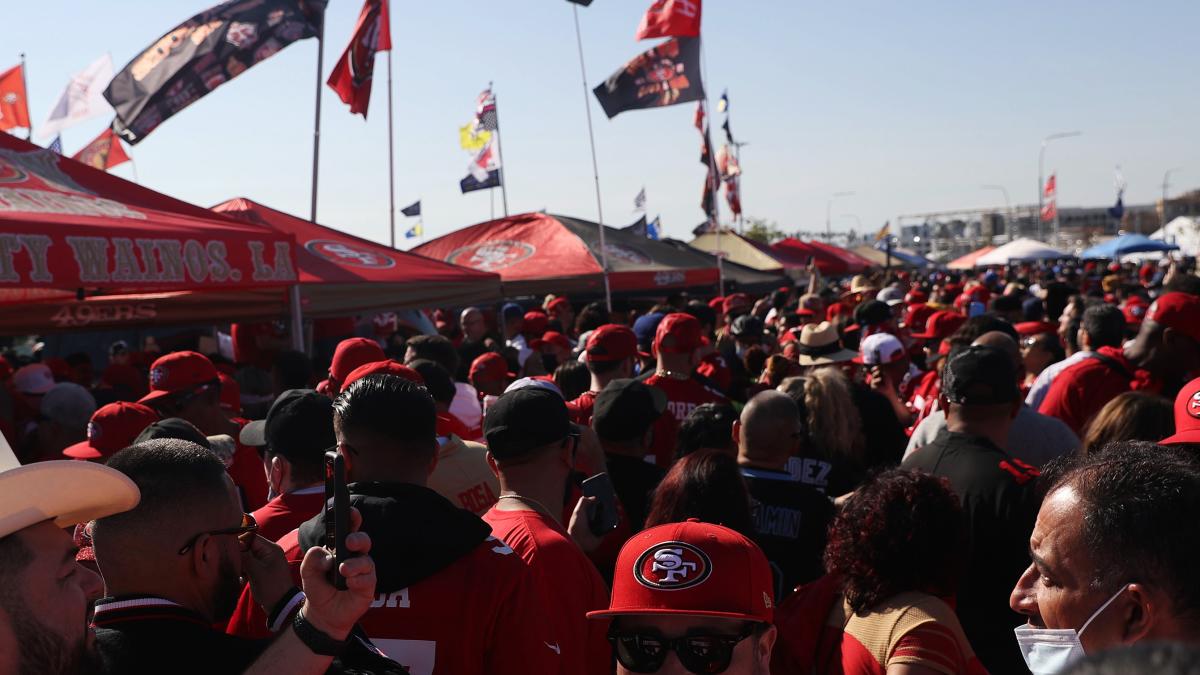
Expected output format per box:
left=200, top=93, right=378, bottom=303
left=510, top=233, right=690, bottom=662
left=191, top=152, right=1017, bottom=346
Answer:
left=177, top=512, right=258, bottom=555
left=608, top=623, right=758, bottom=674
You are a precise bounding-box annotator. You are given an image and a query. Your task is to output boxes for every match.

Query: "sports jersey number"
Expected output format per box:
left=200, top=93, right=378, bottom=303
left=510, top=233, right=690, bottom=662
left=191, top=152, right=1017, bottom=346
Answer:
left=373, top=639, right=435, bottom=675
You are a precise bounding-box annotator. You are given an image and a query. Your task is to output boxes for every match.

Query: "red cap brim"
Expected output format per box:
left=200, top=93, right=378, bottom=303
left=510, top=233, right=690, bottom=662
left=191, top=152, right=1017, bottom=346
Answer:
left=1161, top=430, right=1200, bottom=446
left=62, top=440, right=103, bottom=460
left=137, top=389, right=173, bottom=404
left=586, top=607, right=769, bottom=622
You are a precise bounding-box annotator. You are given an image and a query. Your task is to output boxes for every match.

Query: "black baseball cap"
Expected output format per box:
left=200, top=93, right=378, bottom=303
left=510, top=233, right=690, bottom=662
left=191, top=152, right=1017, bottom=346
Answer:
left=593, top=379, right=667, bottom=443
left=484, top=388, right=572, bottom=461
left=239, top=389, right=335, bottom=461
left=133, top=417, right=211, bottom=450
left=942, top=345, right=1020, bottom=406
left=730, top=315, right=765, bottom=341
left=852, top=300, right=891, bottom=329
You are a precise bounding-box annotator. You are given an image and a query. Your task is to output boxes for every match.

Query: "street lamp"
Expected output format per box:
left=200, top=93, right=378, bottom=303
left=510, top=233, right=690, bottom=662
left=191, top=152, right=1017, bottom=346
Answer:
left=1038, top=131, right=1081, bottom=245
left=981, top=184, right=1013, bottom=242
left=1162, top=167, right=1183, bottom=233
left=826, top=191, right=855, bottom=240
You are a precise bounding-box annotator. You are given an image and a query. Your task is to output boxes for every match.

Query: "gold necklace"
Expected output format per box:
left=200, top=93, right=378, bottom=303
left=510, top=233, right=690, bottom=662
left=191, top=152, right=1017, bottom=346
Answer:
left=498, top=493, right=554, bottom=517
left=655, top=369, right=691, bottom=380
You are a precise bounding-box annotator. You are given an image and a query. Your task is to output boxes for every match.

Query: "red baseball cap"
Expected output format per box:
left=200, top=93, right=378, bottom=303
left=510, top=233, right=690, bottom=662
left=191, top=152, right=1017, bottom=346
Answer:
left=587, top=519, right=774, bottom=623
left=722, top=293, right=751, bottom=316
left=1123, top=296, right=1149, bottom=327
left=904, top=304, right=937, bottom=333
left=905, top=289, right=929, bottom=305
left=140, top=351, right=220, bottom=403
left=586, top=325, right=638, bottom=363
left=218, top=372, right=241, bottom=415
left=531, top=331, right=571, bottom=353
left=911, top=310, right=967, bottom=341
left=1161, top=376, right=1200, bottom=446
left=340, top=360, right=425, bottom=392
left=1147, top=293, right=1200, bottom=342
left=826, top=303, right=849, bottom=322
left=654, top=313, right=703, bottom=354
left=708, top=296, right=725, bottom=311
left=329, top=338, right=386, bottom=385
left=696, top=353, right=732, bottom=392
left=522, top=311, right=548, bottom=336
left=470, top=352, right=515, bottom=383
left=1015, top=321, right=1058, bottom=337
left=546, top=296, right=571, bottom=313
left=63, top=402, right=159, bottom=460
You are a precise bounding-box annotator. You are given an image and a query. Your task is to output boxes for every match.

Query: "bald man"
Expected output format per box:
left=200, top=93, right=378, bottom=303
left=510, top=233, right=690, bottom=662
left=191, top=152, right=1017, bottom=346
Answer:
left=735, top=391, right=835, bottom=601
left=905, top=331, right=1078, bottom=467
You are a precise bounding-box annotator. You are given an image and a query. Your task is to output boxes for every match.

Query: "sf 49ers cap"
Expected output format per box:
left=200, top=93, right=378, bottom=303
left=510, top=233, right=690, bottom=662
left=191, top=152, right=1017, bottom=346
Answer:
left=1161, top=376, right=1200, bottom=446
left=588, top=519, right=774, bottom=623
left=139, top=351, right=220, bottom=404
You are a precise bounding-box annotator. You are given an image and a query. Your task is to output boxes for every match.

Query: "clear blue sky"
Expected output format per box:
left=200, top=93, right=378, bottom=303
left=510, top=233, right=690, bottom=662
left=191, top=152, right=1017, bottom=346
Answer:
left=5, top=1, right=1198, bottom=248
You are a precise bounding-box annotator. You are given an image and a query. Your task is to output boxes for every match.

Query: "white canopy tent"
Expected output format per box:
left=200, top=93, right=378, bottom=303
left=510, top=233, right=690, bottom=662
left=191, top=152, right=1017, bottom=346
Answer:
left=975, top=238, right=1070, bottom=266
left=1150, top=217, right=1200, bottom=256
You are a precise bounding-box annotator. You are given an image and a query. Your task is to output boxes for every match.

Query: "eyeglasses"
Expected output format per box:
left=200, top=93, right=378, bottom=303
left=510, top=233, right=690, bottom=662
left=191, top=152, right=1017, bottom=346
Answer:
left=608, top=623, right=758, bottom=674
left=177, top=512, right=258, bottom=555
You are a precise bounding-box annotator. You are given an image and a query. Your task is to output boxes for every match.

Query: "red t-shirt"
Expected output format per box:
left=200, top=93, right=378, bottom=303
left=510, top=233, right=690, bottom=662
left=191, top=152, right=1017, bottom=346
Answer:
left=482, top=507, right=611, bottom=675
left=228, top=427, right=269, bottom=511
left=230, top=322, right=280, bottom=370
left=250, top=488, right=324, bottom=543
left=568, top=391, right=598, bottom=425
left=641, top=374, right=725, bottom=468
left=1037, top=346, right=1155, bottom=435
left=227, top=530, right=559, bottom=675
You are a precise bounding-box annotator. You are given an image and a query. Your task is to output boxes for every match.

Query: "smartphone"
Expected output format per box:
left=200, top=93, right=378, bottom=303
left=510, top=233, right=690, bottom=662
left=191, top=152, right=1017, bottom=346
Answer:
left=323, top=451, right=350, bottom=590
left=581, top=473, right=620, bottom=535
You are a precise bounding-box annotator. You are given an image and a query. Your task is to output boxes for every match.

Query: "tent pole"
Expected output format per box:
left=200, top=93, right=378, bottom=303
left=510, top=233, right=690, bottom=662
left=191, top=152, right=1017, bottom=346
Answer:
left=295, top=18, right=326, bottom=352
left=386, top=44, right=396, bottom=249
left=572, top=3, right=611, bottom=312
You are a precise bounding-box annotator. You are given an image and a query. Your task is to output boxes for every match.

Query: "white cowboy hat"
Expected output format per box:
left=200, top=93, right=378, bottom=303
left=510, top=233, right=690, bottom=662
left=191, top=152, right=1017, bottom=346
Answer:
left=795, top=321, right=859, bottom=366
left=0, top=432, right=139, bottom=540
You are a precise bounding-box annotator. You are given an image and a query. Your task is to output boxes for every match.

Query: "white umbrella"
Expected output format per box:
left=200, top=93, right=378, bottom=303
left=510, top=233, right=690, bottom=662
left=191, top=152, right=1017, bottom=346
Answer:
left=975, top=238, right=1070, bottom=266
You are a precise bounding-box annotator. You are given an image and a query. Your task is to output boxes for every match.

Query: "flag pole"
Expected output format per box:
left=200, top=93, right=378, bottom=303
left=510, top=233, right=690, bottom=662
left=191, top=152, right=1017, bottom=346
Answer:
left=700, top=43, right=724, bottom=297
left=19, top=53, right=32, bottom=141
left=386, top=29, right=396, bottom=249
left=572, top=3, right=612, bottom=312
left=294, top=18, right=326, bottom=353
left=490, top=82, right=510, bottom=217
left=128, top=155, right=140, bottom=184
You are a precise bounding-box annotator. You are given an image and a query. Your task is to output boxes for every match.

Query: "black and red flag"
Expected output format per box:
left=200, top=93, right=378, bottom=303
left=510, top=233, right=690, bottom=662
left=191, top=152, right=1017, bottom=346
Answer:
left=593, top=37, right=704, bottom=119
left=327, top=0, right=391, bottom=117
left=635, top=0, right=701, bottom=40
left=104, top=0, right=327, bottom=144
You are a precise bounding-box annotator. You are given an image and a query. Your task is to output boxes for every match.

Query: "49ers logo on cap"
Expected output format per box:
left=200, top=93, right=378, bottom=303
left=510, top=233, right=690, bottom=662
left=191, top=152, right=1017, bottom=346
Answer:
left=87, top=420, right=101, bottom=442
left=306, top=240, right=396, bottom=269
left=634, top=541, right=712, bottom=590
left=1189, top=391, right=1200, bottom=420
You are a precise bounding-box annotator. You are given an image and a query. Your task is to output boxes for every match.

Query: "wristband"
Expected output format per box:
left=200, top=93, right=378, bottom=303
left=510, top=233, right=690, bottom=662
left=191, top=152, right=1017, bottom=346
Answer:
left=267, top=587, right=304, bottom=633
left=292, top=611, right=349, bottom=657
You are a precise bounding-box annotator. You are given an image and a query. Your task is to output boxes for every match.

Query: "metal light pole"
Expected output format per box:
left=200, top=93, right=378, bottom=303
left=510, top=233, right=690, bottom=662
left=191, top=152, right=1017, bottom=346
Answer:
left=1161, top=167, right=1183, bottom=234
left=826, top=191, right=855, bottom=241
left=981, top=184, right=1013, bottom=242
left=1038, top=131, right=1081, bottom=246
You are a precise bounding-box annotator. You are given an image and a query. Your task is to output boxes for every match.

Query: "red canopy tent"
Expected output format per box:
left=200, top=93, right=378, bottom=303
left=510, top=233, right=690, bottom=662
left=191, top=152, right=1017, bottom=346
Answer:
left=947, top=245, right=996, bottom=270
left=770, top=238, right=873, bottom=276
left=0, top=199, right=502, bottom=333
left=413, top=212, right=721, bottom=296
left=0, top=133, right=295, bottom=295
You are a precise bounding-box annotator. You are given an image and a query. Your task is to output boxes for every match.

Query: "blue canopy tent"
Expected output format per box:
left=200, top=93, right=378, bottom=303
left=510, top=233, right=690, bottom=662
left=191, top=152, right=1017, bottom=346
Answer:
left=1079, top=234, right=1179, bottom=259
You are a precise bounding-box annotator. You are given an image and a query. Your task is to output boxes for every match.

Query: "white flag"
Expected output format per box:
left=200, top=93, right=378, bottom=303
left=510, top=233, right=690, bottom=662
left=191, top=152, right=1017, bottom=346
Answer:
left=468, top=137, right=500, bottom=182
left=39, top=54, right=114, bottom=139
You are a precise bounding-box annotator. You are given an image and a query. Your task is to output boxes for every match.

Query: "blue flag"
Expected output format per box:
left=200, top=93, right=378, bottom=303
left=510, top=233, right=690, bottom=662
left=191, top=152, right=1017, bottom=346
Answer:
left=405, top=222, right=423, bottom=239
left=1108, top=192, right=1125, bottom=221
left=647, top=216, right=660, bottom=240
left=47, top=136, right=62, bottom=154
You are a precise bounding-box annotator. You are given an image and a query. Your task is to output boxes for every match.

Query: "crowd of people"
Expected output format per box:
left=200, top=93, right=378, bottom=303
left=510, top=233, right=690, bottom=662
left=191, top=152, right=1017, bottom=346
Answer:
left=1, top=255, right=1199, bottom=674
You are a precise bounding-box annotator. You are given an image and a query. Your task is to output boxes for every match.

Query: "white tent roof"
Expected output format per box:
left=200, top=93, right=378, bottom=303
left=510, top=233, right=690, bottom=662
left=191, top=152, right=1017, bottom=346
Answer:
left=1149, top=216, right=1200, bottom=257
left=975, top=238, right=1069, bottom=266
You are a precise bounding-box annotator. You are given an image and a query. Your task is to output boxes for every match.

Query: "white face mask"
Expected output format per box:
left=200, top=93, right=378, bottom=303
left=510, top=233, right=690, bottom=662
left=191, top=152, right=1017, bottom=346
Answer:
left=1013, top=584, right=1129, bottom=675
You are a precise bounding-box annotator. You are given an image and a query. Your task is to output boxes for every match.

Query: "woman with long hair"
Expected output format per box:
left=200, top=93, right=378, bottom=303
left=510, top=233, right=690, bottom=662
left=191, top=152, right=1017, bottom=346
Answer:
left=1081, top=391, right=1174, bottom=457
left=773, top=469, right=986, bottom=674
left=643, top=449, right=754, bottom=537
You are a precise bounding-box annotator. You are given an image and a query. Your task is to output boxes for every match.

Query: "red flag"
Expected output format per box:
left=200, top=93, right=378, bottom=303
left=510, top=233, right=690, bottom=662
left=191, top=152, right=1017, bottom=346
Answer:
left=0, top=65, right=31, bottom=132
left=72, top=128, right=131, bottom=171
left=725, top=176, right=741, bottom=216
left=327, top=0, right=392, bottom=117
left=636, top=0, right=702, bottom=40
left=1040, top=174, right=1056, bottom=222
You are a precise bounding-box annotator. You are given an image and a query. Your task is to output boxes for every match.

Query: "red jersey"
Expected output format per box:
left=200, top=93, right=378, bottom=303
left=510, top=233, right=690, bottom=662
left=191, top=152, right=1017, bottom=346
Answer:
left=436, top=412, right=472, bottom=441
left=482, top=507, right=611, bottom=675
left=568, top=390, right=598, bottom=425
left=227, top=485, right=559, bottom=675
left=250, top=488, right=324, bottom=543
left=1037, top=346, right=1155, bottom=434
left=642, top=374, right=725, bottom=468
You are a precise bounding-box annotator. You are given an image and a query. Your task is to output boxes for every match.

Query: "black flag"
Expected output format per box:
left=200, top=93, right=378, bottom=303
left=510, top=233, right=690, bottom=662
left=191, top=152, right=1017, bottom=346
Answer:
left=460, top=170, right=501, bottom=193
left=565, top=0, right=595, bottom=4
left=593, top=37, right=704, bottom=119
left=105, top=0, right=327, bottom=144
left=622, top=215, right=648, bottom=237
left=400, top=200, right=421, bottom=217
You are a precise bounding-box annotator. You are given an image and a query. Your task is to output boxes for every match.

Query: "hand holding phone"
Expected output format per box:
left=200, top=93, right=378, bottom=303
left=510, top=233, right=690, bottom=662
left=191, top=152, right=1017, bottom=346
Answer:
left=581, top=473, right=620, bottom=536
left=324, top=451, right=350, bottom=590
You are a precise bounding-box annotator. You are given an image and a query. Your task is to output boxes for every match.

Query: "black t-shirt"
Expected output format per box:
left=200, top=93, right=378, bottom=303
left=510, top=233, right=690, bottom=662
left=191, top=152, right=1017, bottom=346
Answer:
left=741, top=466, right=836, bottom=601
left=830, top=381, right=907, bottom=494
left=605, top=452, right=666, bottom=532
left=901, top=429, right=1040, bottom=675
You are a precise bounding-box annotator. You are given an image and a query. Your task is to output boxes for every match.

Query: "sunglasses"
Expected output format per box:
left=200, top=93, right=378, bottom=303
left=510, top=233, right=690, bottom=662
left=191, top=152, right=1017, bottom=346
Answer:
left=177, top=512, right=258, bottom=555
left=608, top=623, right=758, bottom=674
